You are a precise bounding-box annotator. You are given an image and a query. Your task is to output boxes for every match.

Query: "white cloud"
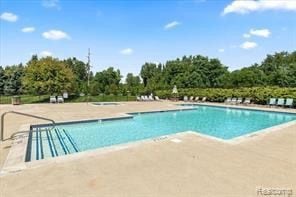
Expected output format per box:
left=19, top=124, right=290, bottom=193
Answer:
left=164, top=21, right=181, bottom=30
left=42, top=30, right=70, bottom=40
left=240, top=41, right=258, bottom=49
left=40, top=51, right=53, bottom=57
left=42, top=0, right=60, bottom=9
left=120, top=48, right=133, bottom=55
left=249, top=28, right=271, bottom=38
left=0, top=12, right=18, bottom=22
left=223, top=0, right=296, bottom=15
left=243, top=33, right=251, bottom=38
left=21, top=27, right=35, bottom=33
left=218, top=48, right=225, bottom=53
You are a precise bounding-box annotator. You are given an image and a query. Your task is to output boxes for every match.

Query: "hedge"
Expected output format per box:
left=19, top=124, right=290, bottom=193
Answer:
left=155, top=87, right=296, bottom=106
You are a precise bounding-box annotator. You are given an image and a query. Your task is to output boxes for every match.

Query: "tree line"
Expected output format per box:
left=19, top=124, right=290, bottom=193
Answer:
left=0, top=51, right=295, bottom=96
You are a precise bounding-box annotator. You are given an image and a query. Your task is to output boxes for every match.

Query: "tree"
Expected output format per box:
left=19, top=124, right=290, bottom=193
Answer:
left=140, top=63, right=159, bottom=87
left=22, top=57, right=75, bottom=95
left=64, top=57, right=88, bottom=93
left=0, top=66, right=5, bottom=95
left=229, top=66, right=267, bottom=88
left=126, top=73, right=141, bottom=95
left=3, top=64, right=24, bottom=95
left=92, top=67, right=121, bottom=94
left=1, top=50, right=295, bottom=98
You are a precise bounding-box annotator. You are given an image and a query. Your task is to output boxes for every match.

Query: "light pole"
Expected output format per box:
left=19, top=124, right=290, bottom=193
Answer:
left=86, top=48, right=91, bottom=104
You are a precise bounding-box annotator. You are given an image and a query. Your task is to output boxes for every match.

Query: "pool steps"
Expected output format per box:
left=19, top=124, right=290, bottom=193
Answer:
left=27, top=128, right=79, bottom=161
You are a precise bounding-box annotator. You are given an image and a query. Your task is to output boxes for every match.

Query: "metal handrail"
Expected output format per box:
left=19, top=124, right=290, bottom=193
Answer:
left=1, top=111, right=55, bottom=141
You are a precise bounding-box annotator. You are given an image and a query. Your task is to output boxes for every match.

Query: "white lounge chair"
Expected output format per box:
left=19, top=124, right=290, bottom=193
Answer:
left=236, top=98, right=243, bottom=104
left=148, top=95, right=154, bottom=101
left=230, top=98, right=237, bottom=104
left=194, top=97, right=199, bottom=102
left=284, top=98, right=293, bottom=108
left=201, top=97, right=207, bottom=102
left=269, top=98, right=276, bottom=106
left=136, top=96, right=141, bottom=101
left=155, top=96, right=160, bottom=101
left=57, top=96, right=64, bottom=103
left=189, top=96, right=194, bottom=102
left=183, top=96, right=188, bottom=102
left=144, top=95, right=149, bottom=101
left=50, top=96, right=56, bottom=103
left=276, top=98, right=284, bottom=107
left=225, top=97, right=231, bottom=104
left=243, top=98, right=251, bottom=105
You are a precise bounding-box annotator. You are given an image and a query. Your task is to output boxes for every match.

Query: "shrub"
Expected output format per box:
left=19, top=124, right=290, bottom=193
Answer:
left=155, top=87, right=296, bottom=106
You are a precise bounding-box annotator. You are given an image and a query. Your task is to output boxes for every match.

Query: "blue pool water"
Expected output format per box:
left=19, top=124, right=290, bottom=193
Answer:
left=26, top=106, right=296, bottom=161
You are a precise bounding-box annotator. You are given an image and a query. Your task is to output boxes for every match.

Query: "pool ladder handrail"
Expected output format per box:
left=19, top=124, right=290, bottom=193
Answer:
left=1, top=111, right=56, bottom=141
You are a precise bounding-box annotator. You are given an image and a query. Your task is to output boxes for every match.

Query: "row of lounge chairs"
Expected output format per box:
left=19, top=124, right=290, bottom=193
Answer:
left=137, top=95, right=160, bottom=101
left=268, top=98, right=293, bottom=108
left=183, top=96, right=207, bottom=102
left=50, top=96, right=64, bottom=103
left=225, top=97, right=294, bottom=108
left=225, top=97, right=251, bottom=105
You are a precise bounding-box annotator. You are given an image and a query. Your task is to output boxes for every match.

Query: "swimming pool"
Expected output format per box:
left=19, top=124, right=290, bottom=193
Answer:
left=26, top=106, right=296, bottom=161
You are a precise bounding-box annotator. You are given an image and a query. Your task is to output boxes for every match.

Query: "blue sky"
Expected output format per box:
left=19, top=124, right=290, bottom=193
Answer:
left=1, top=0, right=296, bottom=77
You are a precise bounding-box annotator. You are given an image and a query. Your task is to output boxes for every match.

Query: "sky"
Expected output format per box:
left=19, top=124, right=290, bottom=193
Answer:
left=1, top=0, right=296, bottom=77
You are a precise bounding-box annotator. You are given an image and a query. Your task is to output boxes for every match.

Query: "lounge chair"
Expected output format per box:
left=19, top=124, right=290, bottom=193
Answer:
left=189, top=96, right=194, bottom=102
left=276, top=98, right=285, bottom=107
left=136, top=96, right=141, bottom=101
left=50, top=96, right=56, bottom=103
left=284, top=98, right=293, bottom=108
left=148, top=95, right=154, bottom=101
left=57, top=96, right=64, bottom=103
left=194, top=97, right=199, bottom=102
left=230, top=98, right=237, bottom=105
left=236, top=98, right=243, bottom=104
left=225, top=97, right=231, bottom=104
left=243, top=98, right=251, bottom=105
left=155, top=96, right=160, bottom=101
left=183, top=96, right=188, bottom=102
left=144, top=95, right=149, bottom=101
left=201, top=97, right=206, bottom=102
left=268, top=98, right=276, bottom=107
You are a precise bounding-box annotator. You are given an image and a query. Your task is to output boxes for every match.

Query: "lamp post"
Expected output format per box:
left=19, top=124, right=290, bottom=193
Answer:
left=86, top=48, right=91, bottom=104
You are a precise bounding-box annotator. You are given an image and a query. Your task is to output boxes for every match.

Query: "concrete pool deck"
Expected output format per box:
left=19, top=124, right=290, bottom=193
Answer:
left=0, top=101, right=295, bottom=196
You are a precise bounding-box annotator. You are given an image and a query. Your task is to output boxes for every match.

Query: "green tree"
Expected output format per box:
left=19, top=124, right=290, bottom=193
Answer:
left=126, top=73, right=141, bottom=95
left=64, top=57, right=88, bottom=93
left=22, top=57, right=75, bottom=95
left=3, top=64, right=24, bottom=95
left=0, top=66, right=5, bottom=95
left=140, top=63, right=159, bottom=87
left=92, top=67, right=121, bottom=94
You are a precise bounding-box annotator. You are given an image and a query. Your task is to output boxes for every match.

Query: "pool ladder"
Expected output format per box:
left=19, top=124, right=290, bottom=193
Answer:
left=0, top=111, right=56, bottom=141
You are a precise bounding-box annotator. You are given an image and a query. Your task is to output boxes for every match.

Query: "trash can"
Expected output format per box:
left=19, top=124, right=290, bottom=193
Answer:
left=11, top=96, right=21, bottom=105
